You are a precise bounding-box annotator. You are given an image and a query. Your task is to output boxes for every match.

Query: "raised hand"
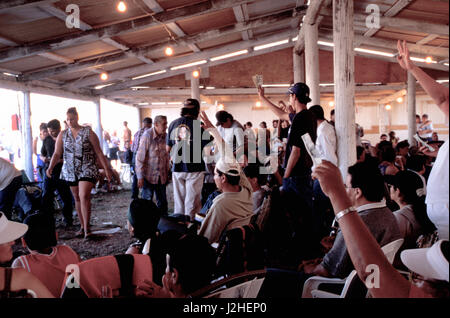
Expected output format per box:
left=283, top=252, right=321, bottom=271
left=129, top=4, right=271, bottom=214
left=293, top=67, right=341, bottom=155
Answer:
left=199, top=111, right=214, bottom=130
left=258, top=86, right=265, bottom=99
left=396, top=40, right=415, bottom=71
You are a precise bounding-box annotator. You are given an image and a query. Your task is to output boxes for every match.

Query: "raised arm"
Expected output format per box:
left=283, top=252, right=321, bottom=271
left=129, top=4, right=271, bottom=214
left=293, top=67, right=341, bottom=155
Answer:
left=312, top=161, right=412, bottom=298
left=258, top=87, right=290, bottom=122
left=397, top=40, right=449, bottom=118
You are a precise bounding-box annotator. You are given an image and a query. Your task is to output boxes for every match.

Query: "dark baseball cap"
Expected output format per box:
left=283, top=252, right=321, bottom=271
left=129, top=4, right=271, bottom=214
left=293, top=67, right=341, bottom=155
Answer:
left=183, top=98, right=200, bottom=109
left=287, top=82, right=312, bottom=104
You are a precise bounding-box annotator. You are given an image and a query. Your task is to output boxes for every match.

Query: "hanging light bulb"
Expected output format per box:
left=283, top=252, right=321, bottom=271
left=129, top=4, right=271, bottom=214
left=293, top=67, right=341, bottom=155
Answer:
left=117, top=1, right=127, bottom=12
left=396, top=97, right=403, bottom=103
left=385, top=104, right=392, bottom=110
left=255, top=101, right=262, bottom=107
left=165, top=46, right=174, bottom=56
left=218, top=104, right=225, bottom=111
left=425, top=56, right=433, bottom=64
left=192, top=70, right=200, bottom=78
left=100, top=72, right=108, bottom=81
left=328, top=101, right=334, bottom=107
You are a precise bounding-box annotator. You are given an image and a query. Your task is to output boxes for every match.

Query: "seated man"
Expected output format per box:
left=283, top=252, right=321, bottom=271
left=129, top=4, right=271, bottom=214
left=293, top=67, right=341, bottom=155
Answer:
left=243, top=163, right=269, bottom=215
left=0, top=158, right=33, bottom=221
left=198, top=159, right=254, bottom=244
left=197, top=111, right=255, bottom=244
left=311, top=162, right=401, bottom=279
left=125, top=198, right=161, bottom=255
left=12, top=213, right=81, bottom=297
left=257, top=162, right=402, bottom=298
left=135, top=234, right=217, bottom=298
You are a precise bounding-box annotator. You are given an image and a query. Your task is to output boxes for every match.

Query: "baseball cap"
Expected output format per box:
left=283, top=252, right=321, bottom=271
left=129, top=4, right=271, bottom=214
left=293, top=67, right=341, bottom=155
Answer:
left=0, top=212, right=28, bottom=244
left=183, top=98, right=200, bottom=109
left=215, top=158, right=241, bottom=177
left=401, top=240, right=449, bottom=282
left=287, top=82, right=312, bottom=104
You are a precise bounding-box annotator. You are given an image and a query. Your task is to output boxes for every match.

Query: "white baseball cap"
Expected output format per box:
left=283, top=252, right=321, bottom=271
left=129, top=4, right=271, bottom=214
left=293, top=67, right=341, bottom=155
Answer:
left=215, top=158, right=241, bottom=177
left=0, top=212, right=28, bottom=245
left=400, top=240, right=449, bottom=282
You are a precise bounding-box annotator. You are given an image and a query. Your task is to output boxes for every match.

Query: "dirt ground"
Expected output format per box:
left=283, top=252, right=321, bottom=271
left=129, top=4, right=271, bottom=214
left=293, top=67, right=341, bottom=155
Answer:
left=11, top=182, right=175, bottom=262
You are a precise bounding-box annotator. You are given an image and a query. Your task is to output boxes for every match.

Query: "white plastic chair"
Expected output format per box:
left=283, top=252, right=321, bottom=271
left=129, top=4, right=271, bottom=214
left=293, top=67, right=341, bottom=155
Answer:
left=302, top=238, right=404, bottom=298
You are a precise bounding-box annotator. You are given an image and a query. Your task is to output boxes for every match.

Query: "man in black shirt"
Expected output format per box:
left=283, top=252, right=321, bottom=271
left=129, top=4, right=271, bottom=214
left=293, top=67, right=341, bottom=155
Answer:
left=166, top=99, right=213, bottom=221
left=259, top=82, right=318, bottom=261
left=41, top=119, right=74, bottom=226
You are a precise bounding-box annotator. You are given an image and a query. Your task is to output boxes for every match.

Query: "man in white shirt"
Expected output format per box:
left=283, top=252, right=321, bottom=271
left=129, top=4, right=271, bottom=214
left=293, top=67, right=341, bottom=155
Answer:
left=215, top=111, right=248, bottom=165
left=309, top=105, right=338, bottom=243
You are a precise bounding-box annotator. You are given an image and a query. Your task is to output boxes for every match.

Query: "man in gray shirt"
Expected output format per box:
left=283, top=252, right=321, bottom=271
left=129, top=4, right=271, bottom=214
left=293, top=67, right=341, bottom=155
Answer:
left=310, top=162, right=402, bottom=278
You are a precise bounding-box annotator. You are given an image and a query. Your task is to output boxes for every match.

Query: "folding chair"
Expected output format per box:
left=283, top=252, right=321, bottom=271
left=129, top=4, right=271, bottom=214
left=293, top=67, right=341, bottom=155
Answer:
left=302, top=238, right=404, bottom=298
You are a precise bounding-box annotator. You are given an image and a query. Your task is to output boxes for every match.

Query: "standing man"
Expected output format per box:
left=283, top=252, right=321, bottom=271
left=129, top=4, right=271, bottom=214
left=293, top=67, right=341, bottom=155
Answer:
left=41, top=119, right=74, bottom=227
left=215, top=110, right=248, bottom=165
left=309, top=105, right=338, bottom=239
left=130, top=117, right=152, bottom=199
left=259, top=82, right=317, bottom=260
left=122, top=121, right=132, bottom=150
left=136, top=116, right=169, bottom=215
left=166, top=99, right=213, bottom=221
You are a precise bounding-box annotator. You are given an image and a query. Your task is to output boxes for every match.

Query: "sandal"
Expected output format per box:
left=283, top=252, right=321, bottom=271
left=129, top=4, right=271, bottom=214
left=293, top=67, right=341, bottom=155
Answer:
left=75, top=228, right=84, bottom=238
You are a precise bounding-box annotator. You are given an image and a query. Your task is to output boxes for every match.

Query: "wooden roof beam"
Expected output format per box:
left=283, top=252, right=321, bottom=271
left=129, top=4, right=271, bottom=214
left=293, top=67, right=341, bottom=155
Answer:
left=363, top=0, right=415, bottom=38
left=95, top=29, right=299, bottom=94
left=38, top=3, right=155, bottom=65
left=294, top=0, right=331, bottom=54
left=319, top=31, right=449, bottom=58
left=20, top=9, right=301, bottom=81
left=0, top=0, right=257, bottom=63
left=0, top=0, right=57, bottom=11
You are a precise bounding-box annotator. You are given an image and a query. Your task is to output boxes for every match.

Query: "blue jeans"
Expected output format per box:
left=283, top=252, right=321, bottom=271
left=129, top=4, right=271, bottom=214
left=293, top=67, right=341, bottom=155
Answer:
left=0, top=176, right=23, bottom=219
left=282, top=175, right=320, bottom=260
left=130, top=153, right=139, bottom=199
left=142, top=179, right=168, bottom=215
left=312, top=179, right=334, bottom=238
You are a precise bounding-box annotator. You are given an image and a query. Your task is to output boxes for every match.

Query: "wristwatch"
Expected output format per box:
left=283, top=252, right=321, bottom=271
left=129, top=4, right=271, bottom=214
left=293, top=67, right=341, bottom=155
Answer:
left=335, top=207, right=357, bottom=222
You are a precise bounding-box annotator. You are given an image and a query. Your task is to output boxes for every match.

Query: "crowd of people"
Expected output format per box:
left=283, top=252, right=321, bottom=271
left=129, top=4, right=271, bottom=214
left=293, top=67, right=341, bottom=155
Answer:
left=0, top=40, right=448, bottom=299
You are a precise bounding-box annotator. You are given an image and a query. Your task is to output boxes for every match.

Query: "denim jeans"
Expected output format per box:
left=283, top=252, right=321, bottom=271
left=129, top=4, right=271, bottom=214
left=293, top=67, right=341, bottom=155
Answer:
left=282, top=175, right=320, bottom=260
left=312, top=178, right=334, bottom=239
left=0, top=175, right=23, bottom=219
left=142, top=179, right=168, bottom=215
left=41, top=172, right=74, bottom=224
left=130, top=153, right=139, bottom=199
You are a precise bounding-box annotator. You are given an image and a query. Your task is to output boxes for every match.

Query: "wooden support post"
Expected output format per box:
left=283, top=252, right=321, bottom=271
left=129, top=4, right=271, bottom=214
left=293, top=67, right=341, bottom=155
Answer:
left=191, top=74, right=200, bottom=101
left=293, top=49, right=305, bottom=84
left=305, top=22, right=320, bottom=105
left=333, top=0, right=355, bottom=179
left=407, top=72, right=416, bottom=146
left=93, top=98, right=103, bottom=150
left=22, top=91, right=34, bottom=181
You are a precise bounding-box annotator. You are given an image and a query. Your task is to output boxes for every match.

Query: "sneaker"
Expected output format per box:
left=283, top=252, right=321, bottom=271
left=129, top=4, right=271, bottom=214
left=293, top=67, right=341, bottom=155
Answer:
left=91, top=189, right=97, bottom=195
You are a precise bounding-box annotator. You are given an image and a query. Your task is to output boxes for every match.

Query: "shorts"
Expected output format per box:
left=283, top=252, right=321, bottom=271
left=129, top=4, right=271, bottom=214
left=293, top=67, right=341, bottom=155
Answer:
left=67, top=177, right=97, bottom=187
left=108, top=147, right=119, bottom=160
